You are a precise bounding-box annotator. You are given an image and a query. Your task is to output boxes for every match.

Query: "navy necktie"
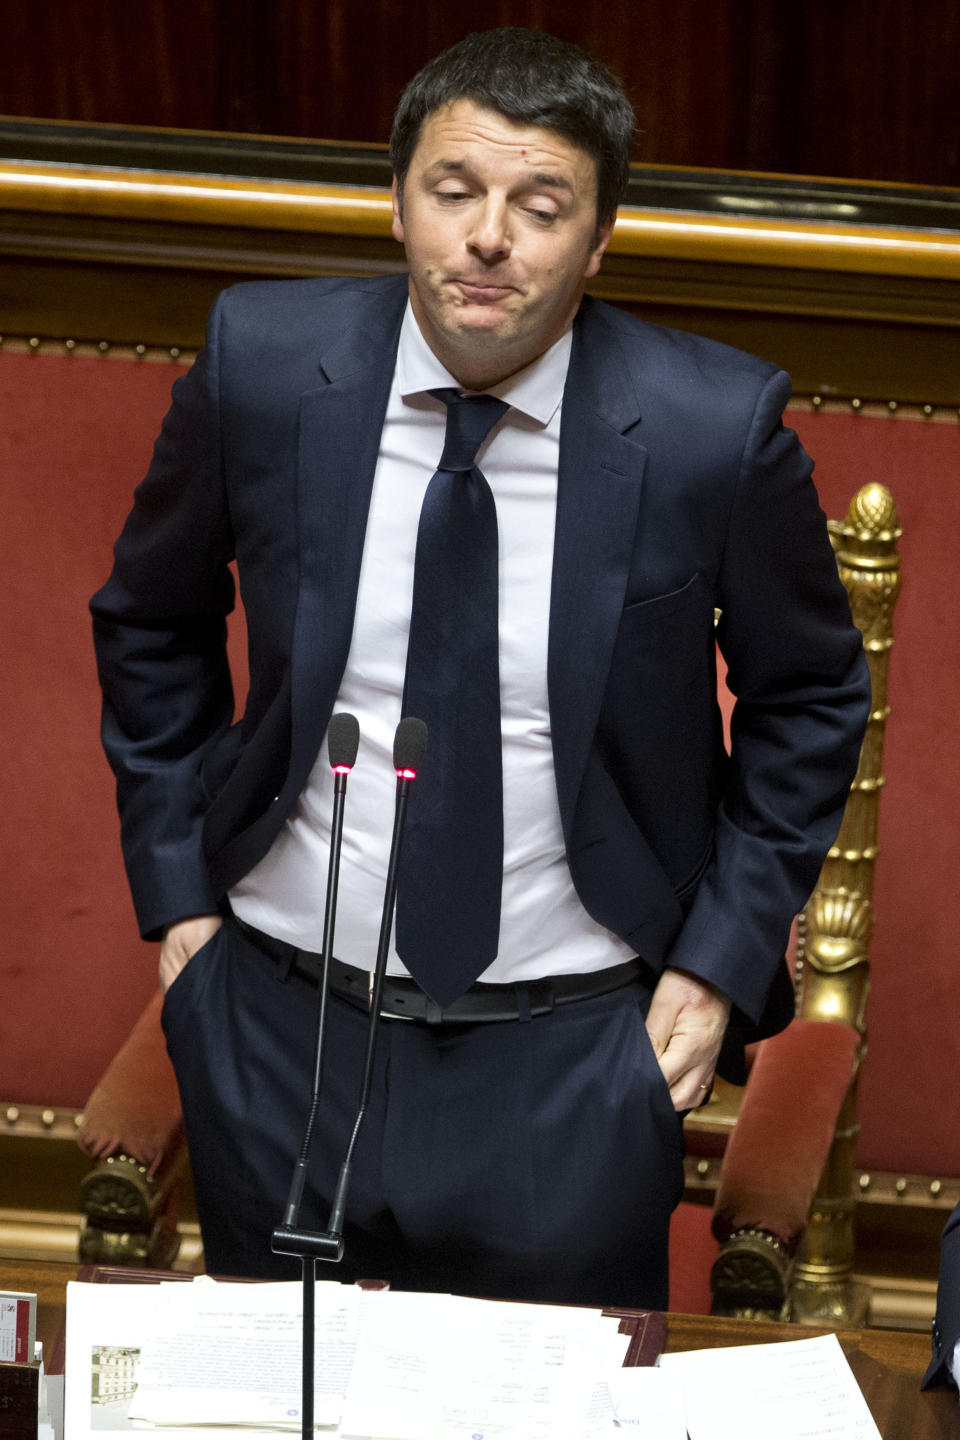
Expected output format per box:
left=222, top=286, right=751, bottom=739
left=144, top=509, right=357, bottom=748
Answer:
left=396, top=388, right=509, bottom=1007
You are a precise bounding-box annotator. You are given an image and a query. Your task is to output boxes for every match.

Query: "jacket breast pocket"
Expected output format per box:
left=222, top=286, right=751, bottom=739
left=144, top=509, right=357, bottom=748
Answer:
left=619, top=571, right=710, bottom=632
left=598, top=570, right=724, bottom=886
left=605, top=569, right=718, bottom=726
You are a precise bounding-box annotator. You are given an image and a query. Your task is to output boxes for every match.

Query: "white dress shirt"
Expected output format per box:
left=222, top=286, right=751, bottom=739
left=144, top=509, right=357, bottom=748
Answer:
left=230, top=303, right=634, bottom=981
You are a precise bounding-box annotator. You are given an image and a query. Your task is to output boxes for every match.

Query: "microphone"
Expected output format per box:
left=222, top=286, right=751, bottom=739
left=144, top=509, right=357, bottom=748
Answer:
left=270, top=716, right=425, bottom=1440
left=393, top=715, right=427, bottom=780
left=328, top=711, right=360, bottom=772
left=325, top=716, right=427, bottom=1238
left=273, top=711, right=359, bottom=1245
left=270, top=712, right=359, bottom=1440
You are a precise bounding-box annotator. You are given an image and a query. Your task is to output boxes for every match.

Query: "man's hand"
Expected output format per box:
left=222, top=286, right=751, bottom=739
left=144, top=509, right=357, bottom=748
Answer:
left=159, top=913, right=223, bottom=994
left=645, top=966, right=731, bottom=1111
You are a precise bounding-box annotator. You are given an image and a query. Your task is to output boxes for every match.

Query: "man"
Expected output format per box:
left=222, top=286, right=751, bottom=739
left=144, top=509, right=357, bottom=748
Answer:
left=91, top=28, right=870, bottom=1308
left=924, top=1202, right=960, bottom=1390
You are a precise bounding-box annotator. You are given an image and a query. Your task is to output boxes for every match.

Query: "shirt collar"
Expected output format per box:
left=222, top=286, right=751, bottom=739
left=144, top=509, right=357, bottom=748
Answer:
left=396, top=300, right=572, bottom=427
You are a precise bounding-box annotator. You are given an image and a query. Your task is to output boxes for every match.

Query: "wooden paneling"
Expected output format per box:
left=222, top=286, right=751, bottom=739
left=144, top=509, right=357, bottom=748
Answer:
left=2, top=143, right=957, bottom=404
left=2, top=0, right=958, bottom=187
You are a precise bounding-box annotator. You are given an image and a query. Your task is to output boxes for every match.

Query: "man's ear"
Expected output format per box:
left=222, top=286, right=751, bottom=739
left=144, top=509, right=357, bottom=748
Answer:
left=391, top=177, right=405, bottom=244
left=584, top=214, right=616, bottom=280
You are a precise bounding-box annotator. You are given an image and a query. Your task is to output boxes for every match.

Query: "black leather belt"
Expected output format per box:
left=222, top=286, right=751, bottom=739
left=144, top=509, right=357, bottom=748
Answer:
left=233, top=916, right=642, bottom=1024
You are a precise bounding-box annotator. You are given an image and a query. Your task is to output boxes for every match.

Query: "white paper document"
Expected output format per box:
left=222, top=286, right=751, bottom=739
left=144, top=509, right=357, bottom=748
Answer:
left=585, top=1365, right=686, bottom=1437
left=339, top=1291, right=630, bottom=1440
left=128, top=1276, right=362, bottom=1427
left=65, top=1279, right=287, bottom=1439
left=658, top=1332, right=882, bottom=1440
left=65, top=1277, right=639, bottom=1438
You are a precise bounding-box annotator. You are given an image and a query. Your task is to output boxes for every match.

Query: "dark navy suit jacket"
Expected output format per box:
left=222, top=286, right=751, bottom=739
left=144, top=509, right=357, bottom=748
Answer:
left=91, top=274, right=870, bottom=1072
left=924, top=1201, right=960, bottom=1388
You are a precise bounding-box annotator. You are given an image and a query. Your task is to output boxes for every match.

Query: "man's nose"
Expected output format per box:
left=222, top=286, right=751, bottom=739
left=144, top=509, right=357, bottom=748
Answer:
left=467, top=199, right=511, bottom=260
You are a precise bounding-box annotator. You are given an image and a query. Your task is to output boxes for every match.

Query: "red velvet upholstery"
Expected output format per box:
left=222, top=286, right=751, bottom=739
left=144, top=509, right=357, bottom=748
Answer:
left=76, top=990, right=182, bottom=1172
left=712, top=1020, right=859, bottom=1249
left=669, top=1202, right=716, bottom=1314
left=0, top=350, right=245, bottom=1109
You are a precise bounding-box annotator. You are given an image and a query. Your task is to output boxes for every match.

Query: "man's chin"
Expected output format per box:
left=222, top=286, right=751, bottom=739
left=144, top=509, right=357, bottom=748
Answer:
left=448, top=304, right=521, bottom=344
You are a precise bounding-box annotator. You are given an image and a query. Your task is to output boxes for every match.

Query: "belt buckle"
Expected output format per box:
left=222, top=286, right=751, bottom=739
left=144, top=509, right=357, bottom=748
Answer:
left=370, top=970, right=415, bottom=1021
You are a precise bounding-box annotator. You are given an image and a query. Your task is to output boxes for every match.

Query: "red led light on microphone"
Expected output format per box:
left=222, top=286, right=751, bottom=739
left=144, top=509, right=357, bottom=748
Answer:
left=396, top=768, right=417, bottom=780
left=332, top=764, right=352, bottom=775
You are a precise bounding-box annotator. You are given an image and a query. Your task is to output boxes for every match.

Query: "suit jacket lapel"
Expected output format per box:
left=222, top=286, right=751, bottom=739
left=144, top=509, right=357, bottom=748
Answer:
left=549, top=300, right=648, bottom=841
left=287, top=280, right=407, bottom=791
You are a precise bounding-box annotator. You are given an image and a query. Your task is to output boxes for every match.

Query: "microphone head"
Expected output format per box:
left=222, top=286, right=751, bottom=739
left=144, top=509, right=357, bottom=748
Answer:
left=327, top=713, right=360, bottom=772
left=394, top=717, right=427, bottom=777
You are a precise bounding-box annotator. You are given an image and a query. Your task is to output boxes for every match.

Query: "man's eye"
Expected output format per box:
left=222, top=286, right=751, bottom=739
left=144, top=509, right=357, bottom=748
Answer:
left=436, top=189, right=470, bottom=203
left=526, top=208, right=557, bottom=224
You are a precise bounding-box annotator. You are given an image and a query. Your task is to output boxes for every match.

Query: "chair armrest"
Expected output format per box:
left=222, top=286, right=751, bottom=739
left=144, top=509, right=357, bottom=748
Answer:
left=77, top=990, right=188, bottom=1267
left=709, top=1019, right=859, bottom=1315
left=77, top=990, right=182, bottom=1169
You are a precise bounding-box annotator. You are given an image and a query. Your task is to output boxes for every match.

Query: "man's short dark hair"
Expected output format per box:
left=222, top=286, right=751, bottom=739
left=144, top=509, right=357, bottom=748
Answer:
left=390, top=28, right=635, bottom=226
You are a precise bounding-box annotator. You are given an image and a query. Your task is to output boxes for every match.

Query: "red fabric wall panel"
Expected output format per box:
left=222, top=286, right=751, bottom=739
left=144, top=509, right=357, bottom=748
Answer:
left=2, top=352, right=957, bottom=1188
left=0, top=351, right=247, bottom=1109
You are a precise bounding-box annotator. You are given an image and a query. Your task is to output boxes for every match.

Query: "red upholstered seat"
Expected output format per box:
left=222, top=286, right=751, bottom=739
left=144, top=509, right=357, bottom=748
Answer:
left=77, top=990, right=181, bottom=1171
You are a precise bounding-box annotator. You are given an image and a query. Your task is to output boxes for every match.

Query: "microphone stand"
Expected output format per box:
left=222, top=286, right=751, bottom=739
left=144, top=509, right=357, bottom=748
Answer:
left=271, top=714, right=357, bottom=1439
left=271, top=716, right=426, bottom=1440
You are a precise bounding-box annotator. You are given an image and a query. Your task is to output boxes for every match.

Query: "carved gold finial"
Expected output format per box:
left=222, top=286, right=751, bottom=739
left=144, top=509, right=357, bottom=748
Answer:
left=843, top=483, right=901, bottom=541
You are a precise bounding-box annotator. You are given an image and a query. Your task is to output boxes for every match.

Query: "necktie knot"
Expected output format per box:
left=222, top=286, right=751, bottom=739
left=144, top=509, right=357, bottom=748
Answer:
left=431, top=388, right=509, bottom=473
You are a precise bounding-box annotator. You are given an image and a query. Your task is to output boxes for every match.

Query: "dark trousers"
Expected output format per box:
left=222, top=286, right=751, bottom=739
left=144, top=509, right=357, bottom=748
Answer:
left=161, top=914, right=685, bottom=1309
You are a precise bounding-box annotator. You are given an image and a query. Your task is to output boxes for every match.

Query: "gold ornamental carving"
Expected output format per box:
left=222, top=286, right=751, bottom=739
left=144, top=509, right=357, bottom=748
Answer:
left=788, top=482, right=902, bottom=1326
left=804, top=887, right=873, bottom=976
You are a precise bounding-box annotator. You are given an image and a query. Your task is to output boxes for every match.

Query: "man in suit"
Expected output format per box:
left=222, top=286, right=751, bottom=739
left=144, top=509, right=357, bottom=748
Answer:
left=92, top=28, right=870, bottom=1307
left=924, top=1202, right=960, bottom=1389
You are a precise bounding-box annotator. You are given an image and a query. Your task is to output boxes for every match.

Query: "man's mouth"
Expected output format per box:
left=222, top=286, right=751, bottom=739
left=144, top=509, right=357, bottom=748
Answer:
left=452, top=279, right=516, bottom=302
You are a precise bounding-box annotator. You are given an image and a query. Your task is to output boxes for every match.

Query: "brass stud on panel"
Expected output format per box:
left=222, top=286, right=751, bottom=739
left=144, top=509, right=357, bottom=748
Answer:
left=98, top=341, right=110, bottom=355
left=64, top=338, right=76, bottom=353
left=5, top=1106, right=19, bottom=1125
left=696, top=1158, right=710, bottom=1178
left=811, top=395, right=823, bottom=410
left=74, top=1113, right=83, bottom=1129
left=28, top=337, right=40, bottom=352
left=169, top=347, right=181, bottom=361
left=850, top=398, right=862, bottom=412
left=931, top=1180, right=943, bottom=1197
left=41, top=1108, right=56, bottom=1128
left=895, top=1177, right=908, bottom=1195
left=922, top=404, right=934, bottom=417
left=887, top=400, right=898, bottom=413
left=135, top=344, right=147, bottom=358
left=858, top=1173, right=871, bottom=1191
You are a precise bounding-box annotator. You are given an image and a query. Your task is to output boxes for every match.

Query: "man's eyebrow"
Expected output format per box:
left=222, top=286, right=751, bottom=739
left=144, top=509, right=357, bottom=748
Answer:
left=528, top=172, right=574, bottom=194
left=423, top=159, right=575, bottom=195
left=423, top=159, right=468, bottom=177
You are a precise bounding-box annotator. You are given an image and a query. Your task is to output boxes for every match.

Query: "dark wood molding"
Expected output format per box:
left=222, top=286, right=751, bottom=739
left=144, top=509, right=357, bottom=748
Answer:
left=2, top=121, right=958, bottom=401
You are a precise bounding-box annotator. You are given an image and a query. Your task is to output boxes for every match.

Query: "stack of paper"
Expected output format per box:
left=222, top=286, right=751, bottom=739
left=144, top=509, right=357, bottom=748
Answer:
left=65, top=1277, right=882, bottom=1439
left=64, top=1277, right=684, bottom=1438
